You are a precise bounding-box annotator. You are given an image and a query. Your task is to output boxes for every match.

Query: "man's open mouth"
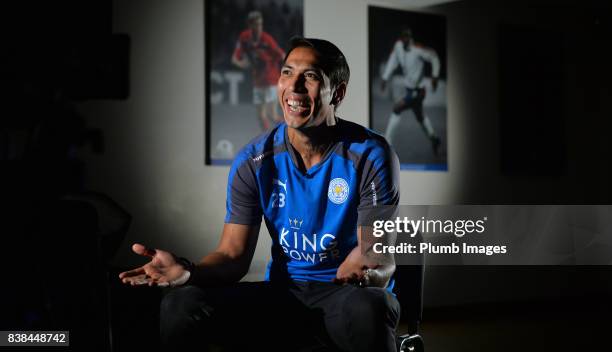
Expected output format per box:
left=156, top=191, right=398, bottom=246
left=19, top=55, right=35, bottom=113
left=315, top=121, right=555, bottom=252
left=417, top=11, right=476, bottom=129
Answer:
left=287, top=99, right=311, bottom=113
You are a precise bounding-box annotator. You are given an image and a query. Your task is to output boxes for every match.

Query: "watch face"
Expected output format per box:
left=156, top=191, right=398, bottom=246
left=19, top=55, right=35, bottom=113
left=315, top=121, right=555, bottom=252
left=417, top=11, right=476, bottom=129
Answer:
left=361, top=269, right=372, bottom=287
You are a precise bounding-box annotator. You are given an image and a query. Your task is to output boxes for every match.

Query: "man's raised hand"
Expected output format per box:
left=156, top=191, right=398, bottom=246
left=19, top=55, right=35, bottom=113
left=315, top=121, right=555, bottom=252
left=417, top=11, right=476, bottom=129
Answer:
left=118, top=243, right=190, bottom=287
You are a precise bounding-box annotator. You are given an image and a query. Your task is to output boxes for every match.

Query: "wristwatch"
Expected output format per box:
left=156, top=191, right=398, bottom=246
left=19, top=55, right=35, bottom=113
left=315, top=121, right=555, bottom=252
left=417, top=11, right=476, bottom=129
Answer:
left=175, top=256, right=195, bottom=272
left=172, top=256, right=195, bottom=287
left=361, top=268, right=373, bottom=287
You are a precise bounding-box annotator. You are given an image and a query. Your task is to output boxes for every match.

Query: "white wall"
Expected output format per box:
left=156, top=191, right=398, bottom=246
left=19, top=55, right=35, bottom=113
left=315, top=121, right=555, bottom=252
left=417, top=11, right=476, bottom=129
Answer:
left=79, top=0, right=232, bottom=272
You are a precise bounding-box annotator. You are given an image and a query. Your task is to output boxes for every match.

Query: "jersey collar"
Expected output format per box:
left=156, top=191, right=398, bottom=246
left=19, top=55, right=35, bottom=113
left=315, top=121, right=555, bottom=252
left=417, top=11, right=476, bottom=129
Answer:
left=283, top=122, right=341, bottom=175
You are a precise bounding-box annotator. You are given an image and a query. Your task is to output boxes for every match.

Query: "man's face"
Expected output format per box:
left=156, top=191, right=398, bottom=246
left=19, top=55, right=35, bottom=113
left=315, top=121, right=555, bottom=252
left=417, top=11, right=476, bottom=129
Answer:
left=250, top=18, right=263, bottom=37
left=401, top=34, right=412, bottom=49
left=277, top=46, right=334, bottom=130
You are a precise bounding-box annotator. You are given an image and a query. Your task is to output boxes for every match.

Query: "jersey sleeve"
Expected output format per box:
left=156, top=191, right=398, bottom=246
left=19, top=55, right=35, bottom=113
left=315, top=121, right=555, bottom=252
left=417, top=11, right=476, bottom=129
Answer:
left=224, top=153, right=262, bottom=225
left=263, top=32, right=285, bottom=61
left=357, top=143, right=400, bottom=226
left=232, top=33, right=245, bottom=61
left=381, top=40, right=402, bottom=82
left=419, top=46, right=440, bottom=78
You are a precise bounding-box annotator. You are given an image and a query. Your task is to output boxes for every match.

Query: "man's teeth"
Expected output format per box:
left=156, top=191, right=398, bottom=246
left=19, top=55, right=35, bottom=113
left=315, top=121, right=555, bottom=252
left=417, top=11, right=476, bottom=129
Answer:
left=287, top=99, right=309, bottom=112
left=287, top=100, right=309, bottom=107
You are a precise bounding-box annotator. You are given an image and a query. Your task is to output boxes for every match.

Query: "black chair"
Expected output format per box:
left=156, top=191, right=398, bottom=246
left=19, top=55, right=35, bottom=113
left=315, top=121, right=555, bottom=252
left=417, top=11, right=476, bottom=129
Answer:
left=394, top=264, right=425, bottom=352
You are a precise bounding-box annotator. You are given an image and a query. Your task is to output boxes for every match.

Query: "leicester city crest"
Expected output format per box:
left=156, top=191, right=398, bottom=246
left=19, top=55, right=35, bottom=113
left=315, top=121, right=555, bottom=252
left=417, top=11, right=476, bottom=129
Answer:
left=328, top=178, right=349, bottom=204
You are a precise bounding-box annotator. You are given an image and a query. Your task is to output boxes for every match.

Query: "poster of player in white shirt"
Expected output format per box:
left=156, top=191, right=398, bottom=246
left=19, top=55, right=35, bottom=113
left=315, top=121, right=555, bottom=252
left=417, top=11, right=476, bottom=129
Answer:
left=369, top=7, right=447, bottom=171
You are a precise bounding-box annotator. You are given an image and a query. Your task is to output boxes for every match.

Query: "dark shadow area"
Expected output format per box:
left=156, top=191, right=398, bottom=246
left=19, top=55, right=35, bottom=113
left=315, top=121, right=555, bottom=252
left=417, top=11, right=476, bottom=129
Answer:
left=1, top=1, right=130, bottom=351
left=421, top=266, right=612, bottom=352
left=105, top=268, right=162, bottom=352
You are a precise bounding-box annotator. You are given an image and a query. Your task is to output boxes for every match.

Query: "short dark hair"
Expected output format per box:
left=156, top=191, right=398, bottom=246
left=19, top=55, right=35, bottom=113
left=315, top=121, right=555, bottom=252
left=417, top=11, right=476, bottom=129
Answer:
left=401, top=28, right=413, bottom=38
left=283, top=37, right=350, bottom=90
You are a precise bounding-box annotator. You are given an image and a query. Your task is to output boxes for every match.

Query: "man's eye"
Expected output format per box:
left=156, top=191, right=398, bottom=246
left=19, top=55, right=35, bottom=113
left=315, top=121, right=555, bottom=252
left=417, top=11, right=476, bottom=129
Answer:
left=281, top=69, right=291, bottom=76
left=305, top=73, right=320, bottom=80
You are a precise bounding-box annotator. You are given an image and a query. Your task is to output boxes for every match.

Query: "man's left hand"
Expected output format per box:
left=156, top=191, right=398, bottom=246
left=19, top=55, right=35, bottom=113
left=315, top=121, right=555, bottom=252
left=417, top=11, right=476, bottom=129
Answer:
left=333, top=248, right=370, bottom=285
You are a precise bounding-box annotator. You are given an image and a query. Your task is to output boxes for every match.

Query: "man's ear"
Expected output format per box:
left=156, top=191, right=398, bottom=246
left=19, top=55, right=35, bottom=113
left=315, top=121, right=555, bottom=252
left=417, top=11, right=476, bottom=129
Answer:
left=331, top=82, right=347, bottom=106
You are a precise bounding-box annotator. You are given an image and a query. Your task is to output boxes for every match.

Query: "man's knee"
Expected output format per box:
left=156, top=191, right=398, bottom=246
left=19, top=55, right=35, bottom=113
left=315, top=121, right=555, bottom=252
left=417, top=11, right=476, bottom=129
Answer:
left=161, top=285, right=211, bottom=319
left=160, top=285, right=213, bottom=347
left=334, top=287, right=400, bottom=351
left=343, top=287, right=400, bottom=329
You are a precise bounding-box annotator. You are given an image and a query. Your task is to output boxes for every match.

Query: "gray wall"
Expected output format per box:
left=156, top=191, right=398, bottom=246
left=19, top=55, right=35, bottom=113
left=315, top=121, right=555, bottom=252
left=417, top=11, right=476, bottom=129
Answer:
left=77, top=0, right=612, bottom=307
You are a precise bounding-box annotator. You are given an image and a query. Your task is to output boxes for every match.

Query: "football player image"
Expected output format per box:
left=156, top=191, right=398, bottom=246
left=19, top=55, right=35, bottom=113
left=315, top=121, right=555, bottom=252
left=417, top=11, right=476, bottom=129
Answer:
left=232, top=10, right=286, bottom=131
left=120, top=38, right=402, bottom=351
left=381, top=28, right=441, bottom=156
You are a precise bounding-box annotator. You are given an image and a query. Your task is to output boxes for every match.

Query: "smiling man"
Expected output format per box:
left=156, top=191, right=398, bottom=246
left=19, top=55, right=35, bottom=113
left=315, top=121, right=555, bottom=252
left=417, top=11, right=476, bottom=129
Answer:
left=120, top=38, right=401, bottom=352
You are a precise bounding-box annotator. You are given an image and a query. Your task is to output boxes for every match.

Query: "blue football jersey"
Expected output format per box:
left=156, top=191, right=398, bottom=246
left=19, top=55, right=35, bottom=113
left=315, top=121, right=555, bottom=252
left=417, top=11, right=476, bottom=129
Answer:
left=224, top=119, right=400, bottom=286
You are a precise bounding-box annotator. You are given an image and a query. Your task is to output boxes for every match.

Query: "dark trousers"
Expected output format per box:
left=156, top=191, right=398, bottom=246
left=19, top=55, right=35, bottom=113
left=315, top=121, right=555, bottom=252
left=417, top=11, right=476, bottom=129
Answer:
left=160, top=280, right=400, bottom=352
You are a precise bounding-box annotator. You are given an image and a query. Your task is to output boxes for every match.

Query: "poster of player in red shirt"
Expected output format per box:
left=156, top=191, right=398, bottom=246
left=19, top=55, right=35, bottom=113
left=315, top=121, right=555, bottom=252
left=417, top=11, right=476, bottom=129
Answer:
left=232, top=10, right=286, bottom=131
left=206, top=0, right=303, bottom=165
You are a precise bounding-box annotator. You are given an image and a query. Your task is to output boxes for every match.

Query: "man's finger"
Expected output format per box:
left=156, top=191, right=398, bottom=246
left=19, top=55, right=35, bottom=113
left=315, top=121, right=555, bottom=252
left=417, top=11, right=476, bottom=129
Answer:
left=121, top=274, right=149, bottom=285
left=148, top=272, right=163, bottom=280
left=132, top=243, right=157, bottom=257
left=119, top=267, right=145, bottom=279
left=146, top=276, right=171, bottom=287
left=131, top=277, right=150, bottom=286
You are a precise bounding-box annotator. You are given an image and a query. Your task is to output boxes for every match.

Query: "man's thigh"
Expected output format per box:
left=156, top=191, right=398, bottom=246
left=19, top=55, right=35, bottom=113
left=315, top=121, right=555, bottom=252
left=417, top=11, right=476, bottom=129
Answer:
left=162, top=281, right=319, bottom=350
left=294, top=282, right=401, bottom=351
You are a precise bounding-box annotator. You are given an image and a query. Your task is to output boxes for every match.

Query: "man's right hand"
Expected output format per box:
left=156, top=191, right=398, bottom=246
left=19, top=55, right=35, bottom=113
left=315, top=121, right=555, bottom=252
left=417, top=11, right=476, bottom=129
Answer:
left=118, top=243, right=189, bottom=287
left=233, top=56, right=250, bottom=69
left=431, top=77, right=439, bottom=92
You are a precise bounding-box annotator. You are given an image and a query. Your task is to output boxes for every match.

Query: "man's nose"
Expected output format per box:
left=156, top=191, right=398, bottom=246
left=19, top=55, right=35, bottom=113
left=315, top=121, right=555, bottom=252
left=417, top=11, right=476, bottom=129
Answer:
left=288, top=73, right=307, bottom=93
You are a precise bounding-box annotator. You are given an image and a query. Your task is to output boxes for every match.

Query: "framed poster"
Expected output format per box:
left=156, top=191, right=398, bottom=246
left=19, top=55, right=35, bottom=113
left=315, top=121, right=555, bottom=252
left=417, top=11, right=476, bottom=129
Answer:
left=369, top=6, right=447, bottom=171
left=205, top=0, right=304, bottom=165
